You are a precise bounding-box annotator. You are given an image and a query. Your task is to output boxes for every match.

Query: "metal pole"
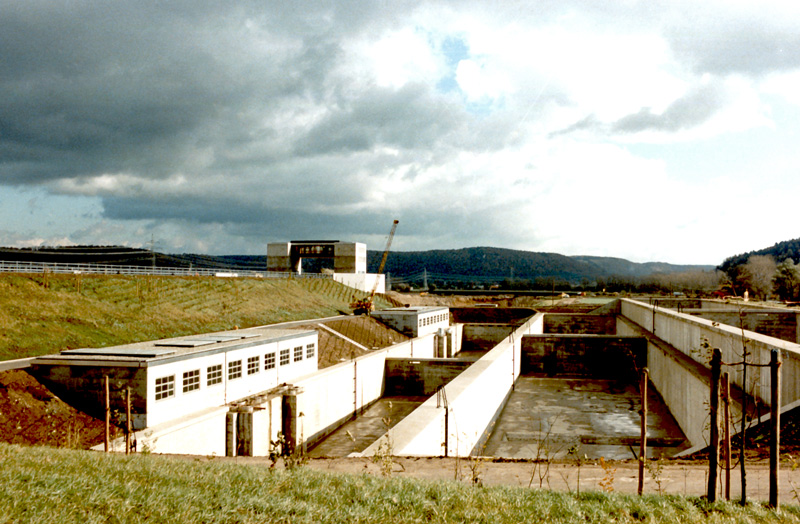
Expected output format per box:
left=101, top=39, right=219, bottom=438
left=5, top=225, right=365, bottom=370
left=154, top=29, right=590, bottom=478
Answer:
left=708, top=348, right=721, bottom=502
left=770, top=349, right=782, bottom=509
left=638, top=368, right=649, bottom=496
left=104, top=375, right=110, bottom=452
left=722, top=372, right=731, bottom=501
left=125, top=387, right=131, bottom=455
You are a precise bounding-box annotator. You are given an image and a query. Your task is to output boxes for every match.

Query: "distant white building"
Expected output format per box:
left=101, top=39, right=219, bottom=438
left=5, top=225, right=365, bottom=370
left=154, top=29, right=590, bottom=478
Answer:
left=372, top=306, right=450, bottom=338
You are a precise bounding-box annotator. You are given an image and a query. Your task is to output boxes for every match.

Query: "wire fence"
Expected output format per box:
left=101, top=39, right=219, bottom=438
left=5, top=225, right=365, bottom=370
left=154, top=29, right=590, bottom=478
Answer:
left=0, top=260, right=332, bottom=280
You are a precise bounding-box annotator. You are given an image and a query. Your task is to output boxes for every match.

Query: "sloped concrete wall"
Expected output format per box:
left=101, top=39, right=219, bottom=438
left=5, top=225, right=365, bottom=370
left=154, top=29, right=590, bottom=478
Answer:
left=616, top=317, right=710, bottom=447
left=686, top=310, right=798, bottom=344
left=620, top=298, right=800, bottom=408
left=361, top=313, right=544, bottom=457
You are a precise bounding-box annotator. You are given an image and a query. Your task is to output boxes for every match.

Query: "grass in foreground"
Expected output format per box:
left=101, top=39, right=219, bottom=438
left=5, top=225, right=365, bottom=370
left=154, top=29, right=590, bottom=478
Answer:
left=1, top=444, right=799, bottom=524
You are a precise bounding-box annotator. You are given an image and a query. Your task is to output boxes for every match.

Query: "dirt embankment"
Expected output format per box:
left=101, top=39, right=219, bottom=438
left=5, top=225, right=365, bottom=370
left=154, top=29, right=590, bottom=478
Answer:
left=0, top=369, right=112, bottom=449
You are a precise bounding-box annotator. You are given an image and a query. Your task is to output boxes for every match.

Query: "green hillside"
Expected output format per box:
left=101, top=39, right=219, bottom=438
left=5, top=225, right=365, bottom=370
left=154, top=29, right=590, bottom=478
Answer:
left=720, top=238, right=800, bottom=273
left=0, top=273, right=385, bottom=361
left=375, top=247, right=714, bottom=285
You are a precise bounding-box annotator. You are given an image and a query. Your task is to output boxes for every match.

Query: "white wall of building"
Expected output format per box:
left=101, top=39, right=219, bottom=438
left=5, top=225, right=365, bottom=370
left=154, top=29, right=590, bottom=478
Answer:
left=145, top=333, right=317, bottom=428
left=333, top=273, right=384, bottom=294
left=372, top=307, right=449, bottom=338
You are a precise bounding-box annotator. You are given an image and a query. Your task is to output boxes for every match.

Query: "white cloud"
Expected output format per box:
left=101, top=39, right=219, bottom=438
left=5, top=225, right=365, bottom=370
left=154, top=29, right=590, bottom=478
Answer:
left=359, top=28, right=443, bottom=89
left=760, top=70, right=800, bottom=106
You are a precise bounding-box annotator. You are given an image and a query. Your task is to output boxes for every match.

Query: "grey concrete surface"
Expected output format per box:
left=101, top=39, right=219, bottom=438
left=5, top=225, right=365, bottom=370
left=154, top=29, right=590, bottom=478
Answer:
left=482, top=376, right=687, bottom=460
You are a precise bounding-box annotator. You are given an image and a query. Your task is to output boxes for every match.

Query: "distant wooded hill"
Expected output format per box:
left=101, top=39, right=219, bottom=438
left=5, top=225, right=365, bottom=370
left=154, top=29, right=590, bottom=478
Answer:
left=0, top=245, right=714, bottom=285
left=719, top=237, right=800, bottom=273
left=377, top=247, right=713, bottom=285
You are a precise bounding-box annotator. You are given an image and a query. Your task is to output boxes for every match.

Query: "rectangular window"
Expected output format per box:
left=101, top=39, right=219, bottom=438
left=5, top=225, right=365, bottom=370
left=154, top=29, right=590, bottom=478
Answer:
left=306, top=343, right=315, bottom=359
left=182, top=369, right=200, bottom=393
left=207, top=364, right=223, bottom=386
left=293, top=346, right=303, bottom=362
left=247, top=355, right=260, bottom=375
left=264, top=352, right=276, bottom=370
left=228, top=359, right=242, bottom=380
left=279, top=348, right=290, bottom=366
left=155, top=375, right=175, bottom=400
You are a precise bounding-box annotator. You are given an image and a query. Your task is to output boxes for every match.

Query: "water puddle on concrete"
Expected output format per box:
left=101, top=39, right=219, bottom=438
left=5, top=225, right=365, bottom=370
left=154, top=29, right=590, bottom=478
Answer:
left=482, top=376, right=688, bottom=460
left=307, top=396, right=427, bottom=457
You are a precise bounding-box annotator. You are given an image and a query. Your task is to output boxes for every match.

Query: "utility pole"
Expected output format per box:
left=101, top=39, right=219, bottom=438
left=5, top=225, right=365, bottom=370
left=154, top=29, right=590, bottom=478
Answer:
left=150, top=234, right=156, bottom=269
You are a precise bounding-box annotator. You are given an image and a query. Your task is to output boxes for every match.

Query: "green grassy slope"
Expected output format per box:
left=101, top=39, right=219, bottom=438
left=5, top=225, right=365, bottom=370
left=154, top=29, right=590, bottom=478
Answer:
left=1, top=444, right=797, bottom=524
left=0, top=273, right=386, bottom=360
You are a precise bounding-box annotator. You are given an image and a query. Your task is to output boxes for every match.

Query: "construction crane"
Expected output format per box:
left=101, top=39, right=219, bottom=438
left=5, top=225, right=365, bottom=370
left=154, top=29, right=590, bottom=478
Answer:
left=350, top=219, right=399, bottom=315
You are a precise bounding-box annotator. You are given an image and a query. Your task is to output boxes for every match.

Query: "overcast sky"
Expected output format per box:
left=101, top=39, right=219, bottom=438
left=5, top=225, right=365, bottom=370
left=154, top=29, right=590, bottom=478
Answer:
left=2, top=1, right=799, bottom=264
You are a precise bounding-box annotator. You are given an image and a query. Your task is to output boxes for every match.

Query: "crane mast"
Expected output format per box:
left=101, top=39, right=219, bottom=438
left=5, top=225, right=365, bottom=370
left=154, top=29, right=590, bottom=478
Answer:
left=350, top=219, right=398, bottom=315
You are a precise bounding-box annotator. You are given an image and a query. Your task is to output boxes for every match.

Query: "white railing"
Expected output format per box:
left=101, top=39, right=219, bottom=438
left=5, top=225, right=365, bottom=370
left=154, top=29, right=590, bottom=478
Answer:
left=0, top=260, right=332, bottom=280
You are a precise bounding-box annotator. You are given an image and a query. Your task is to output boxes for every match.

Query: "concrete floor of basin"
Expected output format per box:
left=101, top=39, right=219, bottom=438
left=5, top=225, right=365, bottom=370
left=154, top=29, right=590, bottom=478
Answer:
left=482, top=375, right=689, bottom=461
left=307, top=396, right=427, bottom=457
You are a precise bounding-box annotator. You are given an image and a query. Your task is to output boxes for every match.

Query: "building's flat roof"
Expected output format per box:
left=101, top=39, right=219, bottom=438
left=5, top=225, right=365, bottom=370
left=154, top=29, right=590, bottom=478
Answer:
left=375, top=306, right=449, bottom=314
left=32, top=326, right=316, bottom=367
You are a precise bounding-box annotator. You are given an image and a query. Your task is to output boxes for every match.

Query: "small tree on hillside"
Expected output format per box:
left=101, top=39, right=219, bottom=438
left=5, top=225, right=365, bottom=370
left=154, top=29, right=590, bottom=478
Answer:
left=773, top=259, right=800, bottom=301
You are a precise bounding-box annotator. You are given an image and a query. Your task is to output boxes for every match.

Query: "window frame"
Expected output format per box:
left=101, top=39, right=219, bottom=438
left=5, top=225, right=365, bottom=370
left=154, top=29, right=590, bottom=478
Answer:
left=155, top=375, right=175, bottom=401
left=247, top=355, right=260, bottom=375
left=207, top=364, right=223, bottom=386
left=182, top=369, right=200, bottom=393
left=228, top=359, right=243, bottom=380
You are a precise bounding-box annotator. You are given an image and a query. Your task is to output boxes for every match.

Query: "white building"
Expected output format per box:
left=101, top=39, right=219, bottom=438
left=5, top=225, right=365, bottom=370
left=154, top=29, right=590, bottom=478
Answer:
left=30, top=327, right=318, bottom=430
left=372, top=306, right=450, bottom=338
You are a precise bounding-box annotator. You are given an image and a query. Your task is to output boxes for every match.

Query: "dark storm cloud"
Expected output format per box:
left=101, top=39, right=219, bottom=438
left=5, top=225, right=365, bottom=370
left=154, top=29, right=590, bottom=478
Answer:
left=0, top=2, right=348, bottom=184
left=295, top=84, right=466, bottom=156
left=101, top=192, right=453, bottom=242
left=612, top=83, right=726, bottom=134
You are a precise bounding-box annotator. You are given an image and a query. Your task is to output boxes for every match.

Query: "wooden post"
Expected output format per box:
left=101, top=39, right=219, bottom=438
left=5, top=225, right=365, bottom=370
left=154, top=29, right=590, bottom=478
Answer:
left=638, top=368, right=649, bottom=496
left=740, top=341, right=748, bottom=506
left=770, top=349, right=782, bottom=509
left=104, top=375, right=110, bottom=452
left=125, top=387, right=131, bottom=455
left=722, top=372, right=732, bottom=501
left=708, top=348, right=721, bottom=502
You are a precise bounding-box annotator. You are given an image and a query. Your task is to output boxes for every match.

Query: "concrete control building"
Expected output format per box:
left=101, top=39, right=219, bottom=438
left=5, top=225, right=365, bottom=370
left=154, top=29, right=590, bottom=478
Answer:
left=267, top=240, right=383, bottom=293
left=267, top=241, right=366, bottom=274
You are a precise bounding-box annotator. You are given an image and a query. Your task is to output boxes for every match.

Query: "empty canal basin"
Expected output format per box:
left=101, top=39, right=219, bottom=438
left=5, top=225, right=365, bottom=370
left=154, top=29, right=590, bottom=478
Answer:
left=307, top=396, right=426, bottom=457
left=482, top=376, right=687, bottom=460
